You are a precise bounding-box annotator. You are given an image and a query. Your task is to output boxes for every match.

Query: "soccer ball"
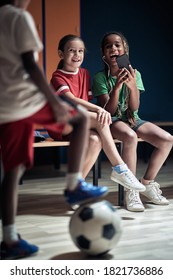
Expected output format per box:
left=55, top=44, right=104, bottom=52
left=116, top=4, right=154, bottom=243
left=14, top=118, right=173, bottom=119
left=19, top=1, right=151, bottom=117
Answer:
left=69, top=200, right=122, bottom=256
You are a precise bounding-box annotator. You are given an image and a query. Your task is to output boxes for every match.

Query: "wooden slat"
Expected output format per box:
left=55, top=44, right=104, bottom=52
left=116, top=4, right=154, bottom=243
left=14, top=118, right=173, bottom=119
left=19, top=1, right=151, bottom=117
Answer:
left=33, top=140, right=70, bottom=148
left=33, top=138, right=144, bottom=148
left=153, top=121, right=173, bottom=126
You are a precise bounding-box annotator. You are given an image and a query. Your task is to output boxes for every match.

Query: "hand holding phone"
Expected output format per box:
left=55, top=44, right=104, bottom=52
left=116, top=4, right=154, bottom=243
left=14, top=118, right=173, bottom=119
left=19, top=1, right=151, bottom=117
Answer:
left=116, top=54, right=131, bottom=71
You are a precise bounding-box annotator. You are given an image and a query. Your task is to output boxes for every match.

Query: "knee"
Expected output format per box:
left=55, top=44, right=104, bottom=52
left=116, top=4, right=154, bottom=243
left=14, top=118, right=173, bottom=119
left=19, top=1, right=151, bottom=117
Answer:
left=89, top=133, right=102, bottom=151
left=124, top=131, right=138, bottom=145
left=156, top=132, right=173, bottom=151
left=164, top=133, right=173, bottom=147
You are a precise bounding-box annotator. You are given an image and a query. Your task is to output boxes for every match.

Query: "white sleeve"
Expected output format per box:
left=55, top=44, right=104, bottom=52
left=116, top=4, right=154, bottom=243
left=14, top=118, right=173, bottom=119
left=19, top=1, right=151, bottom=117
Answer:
left=14, top=10, right=43, bottom=54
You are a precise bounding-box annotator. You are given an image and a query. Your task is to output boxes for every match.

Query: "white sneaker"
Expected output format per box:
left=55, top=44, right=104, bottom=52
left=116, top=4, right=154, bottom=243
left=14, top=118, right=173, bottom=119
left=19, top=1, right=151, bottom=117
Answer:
left=110, top=168, right=146, bottom=192
left=126, top=190, right=145, bottom=212
left=141, top=181, right=169, bottom=205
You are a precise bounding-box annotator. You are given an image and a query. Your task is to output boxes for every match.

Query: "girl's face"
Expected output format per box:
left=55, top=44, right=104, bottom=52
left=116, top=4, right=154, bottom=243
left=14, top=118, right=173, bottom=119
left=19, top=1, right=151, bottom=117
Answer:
left=102, top=34, right=125, bottom=67
left=59, top=39, right=85, bottom=72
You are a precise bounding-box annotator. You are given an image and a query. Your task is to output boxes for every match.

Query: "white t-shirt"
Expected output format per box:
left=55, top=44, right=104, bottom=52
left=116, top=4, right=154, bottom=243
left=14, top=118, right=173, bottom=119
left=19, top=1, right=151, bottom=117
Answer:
left=0, top=5, right=47, bottom=124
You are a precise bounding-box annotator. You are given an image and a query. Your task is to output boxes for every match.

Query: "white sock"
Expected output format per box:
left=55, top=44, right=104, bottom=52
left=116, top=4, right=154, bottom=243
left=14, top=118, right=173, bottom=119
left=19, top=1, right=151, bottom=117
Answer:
left=66, top=172, right=83, bottom=191
left=3, top=224, right=18, bottom=244
left=113, top=163, right=128, bottom=174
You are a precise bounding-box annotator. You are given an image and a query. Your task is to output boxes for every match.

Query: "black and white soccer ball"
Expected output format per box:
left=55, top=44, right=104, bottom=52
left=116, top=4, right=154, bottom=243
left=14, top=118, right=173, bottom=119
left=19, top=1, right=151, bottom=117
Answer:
left=69, top=200, right=122, bottom=256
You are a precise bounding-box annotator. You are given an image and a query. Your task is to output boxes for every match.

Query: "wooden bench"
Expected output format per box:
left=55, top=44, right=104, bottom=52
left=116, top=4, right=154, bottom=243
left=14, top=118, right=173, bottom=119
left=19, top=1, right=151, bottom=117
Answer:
left=33, top=136, right=150, bottom=205
left=33, top=138, right=100, bottom=187
left=27, top=121, right=173, bottom=207
left=0, top=121, right=172, bottom=207
left=33, top=137, right=144, bottom=206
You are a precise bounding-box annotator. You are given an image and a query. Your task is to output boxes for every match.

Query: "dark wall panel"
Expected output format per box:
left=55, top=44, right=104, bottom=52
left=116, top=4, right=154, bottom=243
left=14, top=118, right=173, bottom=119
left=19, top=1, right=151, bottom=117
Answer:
left=81, top=0, right=173, bottom=121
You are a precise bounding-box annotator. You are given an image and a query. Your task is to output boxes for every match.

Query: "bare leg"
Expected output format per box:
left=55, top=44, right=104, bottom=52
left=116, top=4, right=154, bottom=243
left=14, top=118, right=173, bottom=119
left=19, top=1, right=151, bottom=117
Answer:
left=110, top=121, right=138, bottom=174
left=1, top=164, right=39, bottom=258
left=137, top=122, right=173, bottom=180
left=62, top=108, right=108, bottom=205
left=82, top=130, right=102, bottom=178
left=61, top=111, right=102, bottom=177
left=65, top=108, right=90, bottom=173
left=57, top=122, right=102, bottom=178
left=109, top=121, right=145, bottom=212
left=89, top=112, right=125, bottom=166
left=88, top=112, right=146, bottom=192
left=1, top=164, right=25, bottom=226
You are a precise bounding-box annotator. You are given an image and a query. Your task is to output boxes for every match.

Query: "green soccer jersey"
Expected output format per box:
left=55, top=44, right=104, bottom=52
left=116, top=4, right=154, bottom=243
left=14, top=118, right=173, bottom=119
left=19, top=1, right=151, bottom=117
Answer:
left=92, top=70, right=145, bottom=122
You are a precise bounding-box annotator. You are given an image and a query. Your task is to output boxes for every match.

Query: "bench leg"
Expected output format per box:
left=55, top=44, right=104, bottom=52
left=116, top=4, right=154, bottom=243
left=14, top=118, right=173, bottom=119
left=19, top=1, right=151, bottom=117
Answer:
left=92, top=157, right=99, bottom=186
left=92, top=152, right=102, bottom=186
left=116, top=143, right=124, bottom=206
left=0, top=155, right=2, bottom=219
left=92, top=144, right=125, bottom=206
left=118, top=185, right=124, bottom=206
left=0, top=153, right=2, bottom=183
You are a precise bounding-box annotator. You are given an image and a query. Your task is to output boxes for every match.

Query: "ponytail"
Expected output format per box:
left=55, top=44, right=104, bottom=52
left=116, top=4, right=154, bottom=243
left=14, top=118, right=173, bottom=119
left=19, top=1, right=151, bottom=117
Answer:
left=57, top=59, right=64, bottom=69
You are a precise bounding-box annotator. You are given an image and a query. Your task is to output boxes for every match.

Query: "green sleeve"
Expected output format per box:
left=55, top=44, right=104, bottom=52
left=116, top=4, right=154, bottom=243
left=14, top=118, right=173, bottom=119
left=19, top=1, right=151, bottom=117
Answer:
left=92, top=71, right=109, bottom=97
left=92, top=70, right=145, bottom=97
left=136, top=70, right=145, bottom=92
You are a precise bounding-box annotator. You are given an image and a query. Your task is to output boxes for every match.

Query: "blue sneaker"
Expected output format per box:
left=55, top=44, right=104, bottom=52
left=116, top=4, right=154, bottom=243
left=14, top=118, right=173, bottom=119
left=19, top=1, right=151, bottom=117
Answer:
left=64, top=179, right=108, bottom=205
left=0, top=235, right=39, bottom=260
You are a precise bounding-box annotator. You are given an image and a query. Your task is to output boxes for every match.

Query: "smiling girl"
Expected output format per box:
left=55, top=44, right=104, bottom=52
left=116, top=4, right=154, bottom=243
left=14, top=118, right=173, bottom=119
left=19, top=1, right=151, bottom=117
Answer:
left=49, top=34, right=146, bottom=196
left=93, top=31, right=173, bottom=212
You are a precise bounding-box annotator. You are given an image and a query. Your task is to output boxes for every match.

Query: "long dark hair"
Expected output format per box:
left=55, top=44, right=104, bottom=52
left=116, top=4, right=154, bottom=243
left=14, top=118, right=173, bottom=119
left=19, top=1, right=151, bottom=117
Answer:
left=101, top=31, right=129, bottom=56
left=101, top=31, right=129, bottom=82
left=101, top=31, right=136, bottom=126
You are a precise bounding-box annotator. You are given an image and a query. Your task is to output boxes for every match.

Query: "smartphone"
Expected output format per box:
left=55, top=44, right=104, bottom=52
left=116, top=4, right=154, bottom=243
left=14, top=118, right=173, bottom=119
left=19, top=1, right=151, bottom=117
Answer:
left=116, top=54, right=131, bottom=71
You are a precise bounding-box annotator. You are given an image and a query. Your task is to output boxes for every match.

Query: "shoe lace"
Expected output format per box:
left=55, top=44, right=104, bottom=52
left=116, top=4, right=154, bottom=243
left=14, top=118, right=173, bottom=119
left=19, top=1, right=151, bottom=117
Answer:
left=129, top=190, right=141, bottom=204
left=149, top=182, right=162, bottom=196
left=125, top=170, right=140, bottom=184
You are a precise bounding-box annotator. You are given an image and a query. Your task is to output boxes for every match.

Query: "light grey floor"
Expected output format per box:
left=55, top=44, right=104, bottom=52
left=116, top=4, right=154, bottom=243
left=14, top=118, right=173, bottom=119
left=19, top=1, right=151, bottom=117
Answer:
left=0, top=158, right=173, bottom=260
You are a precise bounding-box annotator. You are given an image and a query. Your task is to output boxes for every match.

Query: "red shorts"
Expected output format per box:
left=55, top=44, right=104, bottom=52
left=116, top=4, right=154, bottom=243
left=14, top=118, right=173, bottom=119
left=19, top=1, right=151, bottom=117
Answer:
left=0, top=103, right=75, bottom=173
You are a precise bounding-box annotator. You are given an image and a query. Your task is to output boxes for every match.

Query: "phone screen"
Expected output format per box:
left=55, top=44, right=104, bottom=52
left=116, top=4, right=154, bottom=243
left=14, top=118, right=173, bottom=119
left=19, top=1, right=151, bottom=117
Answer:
left=116, top=54, right=131, bottom=71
